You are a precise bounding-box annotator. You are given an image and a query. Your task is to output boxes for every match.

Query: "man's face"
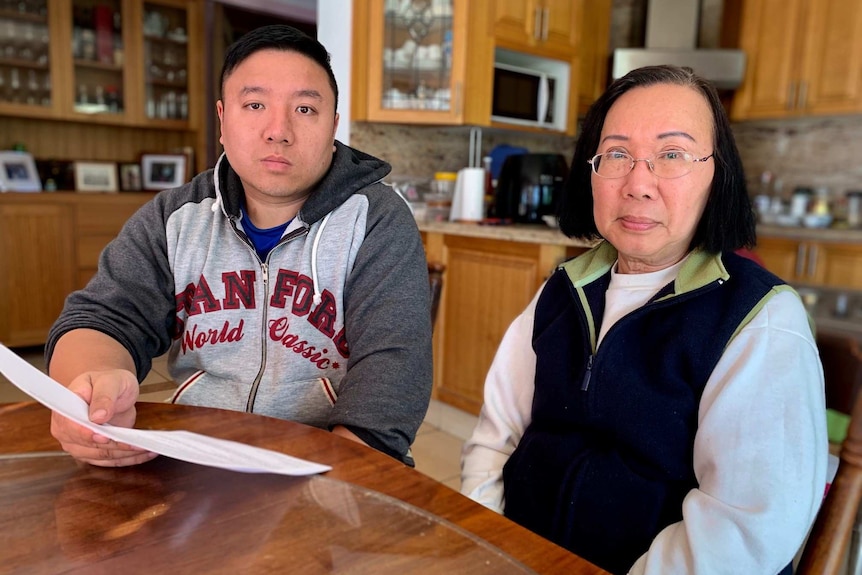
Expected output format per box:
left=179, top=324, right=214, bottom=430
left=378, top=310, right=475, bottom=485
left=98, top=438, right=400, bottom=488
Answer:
left=217, top=49, right=339, bottom=207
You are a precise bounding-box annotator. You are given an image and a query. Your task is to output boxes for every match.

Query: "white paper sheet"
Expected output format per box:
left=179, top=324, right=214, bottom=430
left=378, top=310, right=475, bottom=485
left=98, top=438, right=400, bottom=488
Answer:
left=0, top=343, right=331, bottom=476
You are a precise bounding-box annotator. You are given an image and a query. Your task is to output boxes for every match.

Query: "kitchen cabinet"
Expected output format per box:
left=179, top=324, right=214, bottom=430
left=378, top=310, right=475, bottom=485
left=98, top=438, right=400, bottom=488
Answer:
left=0, top=201, right=75, bottom=347
left=755, top=236, right=862, bottom=290
left=726, top=0, right=862, bottom=119
left=351, top=0, right=593, bottom=135
left=351, top=0, right=493, bottom=126
left=0, top=1, right=60, bottom=119
left=491, top=0, right=580, bottom=59
left=575, top=0, right=611, bottom=116
left=422, top=226, right=589, bottom=415
left=0, top=192, right=152, bottom=347
left=0, top=0, right=201, bottom=129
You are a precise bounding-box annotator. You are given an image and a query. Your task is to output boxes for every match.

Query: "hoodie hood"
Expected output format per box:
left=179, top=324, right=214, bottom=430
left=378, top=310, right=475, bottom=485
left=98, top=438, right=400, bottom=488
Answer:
left=211, top=141, right=392, bottom=225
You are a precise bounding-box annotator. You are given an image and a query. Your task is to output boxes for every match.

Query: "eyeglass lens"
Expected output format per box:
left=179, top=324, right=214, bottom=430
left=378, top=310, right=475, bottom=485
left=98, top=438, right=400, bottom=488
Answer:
left=591, top=152, right=707, bottom=179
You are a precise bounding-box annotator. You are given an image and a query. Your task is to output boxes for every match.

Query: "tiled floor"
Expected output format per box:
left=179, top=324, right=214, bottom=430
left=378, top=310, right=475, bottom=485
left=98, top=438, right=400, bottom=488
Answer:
left=0, top=346, right=477, bottom=491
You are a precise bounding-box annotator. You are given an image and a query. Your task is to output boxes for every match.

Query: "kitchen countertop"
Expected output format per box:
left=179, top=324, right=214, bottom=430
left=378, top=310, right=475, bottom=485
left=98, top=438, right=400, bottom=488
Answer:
left=418, top=221, right=595, bottom=247
left=419, top=221, right=862, bottom=246
left=757, top=224, right=862, bottom=243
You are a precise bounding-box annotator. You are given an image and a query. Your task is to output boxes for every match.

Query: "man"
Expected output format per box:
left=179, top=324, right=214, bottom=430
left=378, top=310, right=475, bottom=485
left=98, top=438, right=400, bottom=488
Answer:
left=47, top=25, right=432, bottom=468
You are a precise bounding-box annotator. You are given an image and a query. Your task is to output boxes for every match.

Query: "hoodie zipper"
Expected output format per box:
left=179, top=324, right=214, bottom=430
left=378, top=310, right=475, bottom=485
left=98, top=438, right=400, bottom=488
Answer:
left=245, top=261, right=269, bottom=412
left=241, top=225, right=310, bottom=413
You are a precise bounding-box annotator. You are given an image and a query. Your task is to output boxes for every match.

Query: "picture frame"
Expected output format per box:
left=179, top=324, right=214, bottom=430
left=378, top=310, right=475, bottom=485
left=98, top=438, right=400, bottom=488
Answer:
left=74, top=161, right=119, bottom=193
left=0, top=151, right=42, bottom=192
left=119, top=162, right=143, bottom=191
left=141, top=153, right=187, bottom=191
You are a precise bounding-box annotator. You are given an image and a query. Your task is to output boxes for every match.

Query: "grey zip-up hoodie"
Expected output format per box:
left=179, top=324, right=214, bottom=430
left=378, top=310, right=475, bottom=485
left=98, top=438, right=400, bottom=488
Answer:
left=47, top=142, right=433, bottom=464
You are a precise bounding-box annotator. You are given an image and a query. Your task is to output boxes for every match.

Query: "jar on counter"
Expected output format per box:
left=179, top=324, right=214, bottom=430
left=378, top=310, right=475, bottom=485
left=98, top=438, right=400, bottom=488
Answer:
left=430, top=171, right=457, bottom=197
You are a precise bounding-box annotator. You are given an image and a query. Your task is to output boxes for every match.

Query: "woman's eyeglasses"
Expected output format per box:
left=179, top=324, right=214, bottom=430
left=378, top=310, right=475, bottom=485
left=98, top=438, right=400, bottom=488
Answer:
left=588, top=151, right=714, bottom=179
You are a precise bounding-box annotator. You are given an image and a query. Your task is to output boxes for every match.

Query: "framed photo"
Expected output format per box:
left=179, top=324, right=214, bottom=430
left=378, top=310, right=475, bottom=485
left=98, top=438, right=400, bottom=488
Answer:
left=74, top=161, right=118, bottom=193
left=141, top=153, right=187, bottom=191
left=0, top=151, right=42, bottom=192
left=119, top=162, right=143, bottom=191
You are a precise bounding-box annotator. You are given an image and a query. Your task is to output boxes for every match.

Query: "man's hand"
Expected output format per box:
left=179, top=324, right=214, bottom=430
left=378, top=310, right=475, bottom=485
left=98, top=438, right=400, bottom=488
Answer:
left=50, top=369, right=157, bottom=467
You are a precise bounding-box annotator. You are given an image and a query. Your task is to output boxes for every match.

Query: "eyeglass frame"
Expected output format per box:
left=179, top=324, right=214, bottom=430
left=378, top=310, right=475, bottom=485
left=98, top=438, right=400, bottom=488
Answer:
left=587, top=151, right=714, bottom=179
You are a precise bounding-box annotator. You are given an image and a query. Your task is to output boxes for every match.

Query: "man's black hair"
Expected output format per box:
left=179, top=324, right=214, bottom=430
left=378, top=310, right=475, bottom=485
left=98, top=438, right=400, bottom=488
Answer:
left=220, top=24, right=339, bottom=114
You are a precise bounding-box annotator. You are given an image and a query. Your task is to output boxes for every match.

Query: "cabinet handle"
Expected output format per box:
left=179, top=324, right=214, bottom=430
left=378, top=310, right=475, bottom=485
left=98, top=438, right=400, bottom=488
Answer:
left=533, top=6, right=542, bottom=39
left=541, top=7, right=550, bottom=41
left=807, top=243, right=818, bottom=278
left=796, top=243, right=806, bottom=278
left=787, top=82, right=796, bottom=110
left=454, top=81, right=463, bottom=116
left=797, top=81, right=808, bottom=110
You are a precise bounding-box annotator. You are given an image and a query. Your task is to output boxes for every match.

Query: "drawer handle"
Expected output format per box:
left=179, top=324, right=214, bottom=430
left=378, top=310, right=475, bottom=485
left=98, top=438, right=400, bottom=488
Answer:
left=796, top=243, right=806, bottom=277
left=807, top=244, right=818, bottom=277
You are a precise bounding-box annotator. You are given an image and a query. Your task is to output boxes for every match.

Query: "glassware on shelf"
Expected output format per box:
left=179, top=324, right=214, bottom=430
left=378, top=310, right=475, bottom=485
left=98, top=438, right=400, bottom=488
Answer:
left=70, top=0, right=123, bottom=115
left=380, top=0, right=453, bottom=112
left=143, top=3, right=189, bottom=121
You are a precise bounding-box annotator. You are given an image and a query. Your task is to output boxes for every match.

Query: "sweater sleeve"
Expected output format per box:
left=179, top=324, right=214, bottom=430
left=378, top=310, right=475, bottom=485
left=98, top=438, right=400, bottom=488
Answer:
left=629, top=290, right=828, bottom=575
left=460, top=290, right=540, bottom=512
left=328, top=186, right=433, bottom=465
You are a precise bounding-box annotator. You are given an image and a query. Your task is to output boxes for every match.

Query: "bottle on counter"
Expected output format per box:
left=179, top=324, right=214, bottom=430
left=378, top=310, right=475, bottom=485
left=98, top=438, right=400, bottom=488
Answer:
left=847, top=190, right=862, bottom=228
left=790, top=187, right=813, bottom=219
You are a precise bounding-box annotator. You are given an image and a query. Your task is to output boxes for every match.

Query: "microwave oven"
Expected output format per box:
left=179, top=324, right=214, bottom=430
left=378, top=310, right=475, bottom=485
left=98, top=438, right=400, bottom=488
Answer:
left=491, top=49, right=570, bottom=132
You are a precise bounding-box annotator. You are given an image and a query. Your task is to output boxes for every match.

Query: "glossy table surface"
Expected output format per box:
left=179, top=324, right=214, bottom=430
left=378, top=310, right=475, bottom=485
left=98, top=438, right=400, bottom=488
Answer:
left=0, top=402, right=608, bottom=574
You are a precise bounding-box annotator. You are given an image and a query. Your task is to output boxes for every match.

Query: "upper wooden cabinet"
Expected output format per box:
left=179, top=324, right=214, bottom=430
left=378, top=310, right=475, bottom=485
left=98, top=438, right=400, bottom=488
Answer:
left=727, top=0, right=862, bottom=120
left=352, top=0, right=609, bottom=135
left=490, top=0, right=580, bottom=59
left=352, top=0, right=493, bottom=126
left=0, top=0, right=200, bottom=129
left=575, top=0, right=611, bottom=117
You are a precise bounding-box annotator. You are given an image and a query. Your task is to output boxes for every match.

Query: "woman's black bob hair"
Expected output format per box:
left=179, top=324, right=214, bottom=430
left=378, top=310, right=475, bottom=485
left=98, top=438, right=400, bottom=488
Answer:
left=558, top=65, right=755, bottom=253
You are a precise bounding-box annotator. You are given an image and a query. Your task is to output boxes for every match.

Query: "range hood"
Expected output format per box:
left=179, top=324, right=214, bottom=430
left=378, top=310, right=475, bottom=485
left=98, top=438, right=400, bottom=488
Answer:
left=612, top=0, right=746, bottom=90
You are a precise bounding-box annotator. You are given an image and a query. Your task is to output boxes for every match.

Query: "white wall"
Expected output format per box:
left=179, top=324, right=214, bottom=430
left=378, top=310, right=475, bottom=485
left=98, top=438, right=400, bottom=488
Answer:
left=317, top=0, right=352, bottom=144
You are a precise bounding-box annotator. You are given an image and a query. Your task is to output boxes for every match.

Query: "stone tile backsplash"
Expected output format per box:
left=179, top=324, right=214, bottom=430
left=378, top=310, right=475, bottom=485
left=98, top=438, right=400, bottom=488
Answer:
left=351, top=114, right=862, bottom=199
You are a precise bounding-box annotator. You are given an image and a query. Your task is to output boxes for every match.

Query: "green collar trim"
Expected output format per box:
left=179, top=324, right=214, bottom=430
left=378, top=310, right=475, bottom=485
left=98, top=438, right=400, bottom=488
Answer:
left=561, top=241, right=729, bottom=298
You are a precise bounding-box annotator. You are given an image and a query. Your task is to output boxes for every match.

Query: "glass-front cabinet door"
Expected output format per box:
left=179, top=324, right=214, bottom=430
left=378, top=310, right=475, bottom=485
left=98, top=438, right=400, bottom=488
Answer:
left=0, top=0, right=55, bottom=114
left=381, top=0, right=454, bottom=113
left=141, top=0, right=189, bottom=124
left=69, top=0, right=126, bottom=118
left=362, top=0, right=482, bottom=125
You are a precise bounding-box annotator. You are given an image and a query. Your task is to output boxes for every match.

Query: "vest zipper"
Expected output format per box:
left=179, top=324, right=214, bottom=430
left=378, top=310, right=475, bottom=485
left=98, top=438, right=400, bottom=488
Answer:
left=581, top=354, right=594, bottom=391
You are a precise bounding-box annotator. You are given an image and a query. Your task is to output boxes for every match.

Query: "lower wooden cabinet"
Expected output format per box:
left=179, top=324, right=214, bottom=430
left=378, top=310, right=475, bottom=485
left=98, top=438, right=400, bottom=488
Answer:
left=755, top=236, right=862, bottom=290
left=423, top=230, right=587, bottom=415
left=0, top=202, right=75, bottom=347
left=0, top=192, right=152, bottom=347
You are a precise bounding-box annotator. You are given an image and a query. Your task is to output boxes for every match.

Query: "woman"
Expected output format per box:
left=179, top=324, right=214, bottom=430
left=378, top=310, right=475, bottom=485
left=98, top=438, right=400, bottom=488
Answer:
left=461, top=65, right=827, bottom=575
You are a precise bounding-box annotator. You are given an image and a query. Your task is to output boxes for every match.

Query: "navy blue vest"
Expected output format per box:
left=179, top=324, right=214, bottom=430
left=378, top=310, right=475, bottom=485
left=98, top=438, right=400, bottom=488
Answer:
left=503, top=252, right=784, bottom=574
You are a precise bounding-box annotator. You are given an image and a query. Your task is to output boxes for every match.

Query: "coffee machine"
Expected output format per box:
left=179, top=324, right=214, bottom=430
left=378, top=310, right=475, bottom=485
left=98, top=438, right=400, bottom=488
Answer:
left=494, top=153, right=569, bottom=224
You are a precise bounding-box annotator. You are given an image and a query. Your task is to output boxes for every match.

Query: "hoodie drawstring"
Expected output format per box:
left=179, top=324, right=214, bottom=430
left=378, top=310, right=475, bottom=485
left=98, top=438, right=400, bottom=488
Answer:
left=211, top=153, right=225, bottom=213
left=311, top=212, right=332, bottom=305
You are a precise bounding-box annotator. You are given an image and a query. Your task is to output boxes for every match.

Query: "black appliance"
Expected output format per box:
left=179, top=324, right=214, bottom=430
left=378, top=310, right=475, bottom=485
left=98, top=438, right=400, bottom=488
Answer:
left=494, top=153, right=569, bottom=224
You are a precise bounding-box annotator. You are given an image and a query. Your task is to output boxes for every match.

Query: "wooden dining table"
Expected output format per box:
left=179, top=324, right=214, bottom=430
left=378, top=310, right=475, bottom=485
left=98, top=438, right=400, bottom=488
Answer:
left=0, top=401, right=609, bottom=574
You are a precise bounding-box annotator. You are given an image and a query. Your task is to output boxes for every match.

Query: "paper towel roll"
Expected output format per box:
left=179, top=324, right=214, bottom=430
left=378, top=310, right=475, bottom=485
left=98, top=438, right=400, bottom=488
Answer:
left=449, top=167, right=485, bottom=222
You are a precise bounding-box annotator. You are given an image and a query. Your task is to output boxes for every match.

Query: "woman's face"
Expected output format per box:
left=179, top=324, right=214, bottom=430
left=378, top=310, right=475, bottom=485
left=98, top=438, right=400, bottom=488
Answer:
left=592, top=83, right=715, bottom=274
